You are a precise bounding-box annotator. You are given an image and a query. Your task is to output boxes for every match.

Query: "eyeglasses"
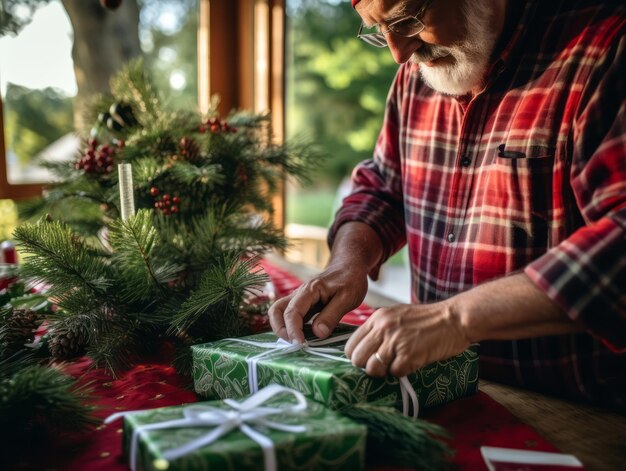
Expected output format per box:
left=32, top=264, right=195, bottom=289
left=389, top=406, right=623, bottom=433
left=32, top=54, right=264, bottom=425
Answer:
left=357, top=0, right=435, bottom=48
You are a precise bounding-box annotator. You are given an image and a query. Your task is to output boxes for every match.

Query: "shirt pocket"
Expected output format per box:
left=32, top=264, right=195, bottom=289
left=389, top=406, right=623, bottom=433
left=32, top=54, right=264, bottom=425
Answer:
left=493, top=144, right=555, bottom=229
left=471, top=145, right=556, bottom=280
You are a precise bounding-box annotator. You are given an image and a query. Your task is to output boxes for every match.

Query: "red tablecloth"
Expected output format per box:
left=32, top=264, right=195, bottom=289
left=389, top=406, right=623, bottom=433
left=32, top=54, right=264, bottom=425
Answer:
left=39, top=260, right=560, bottom=471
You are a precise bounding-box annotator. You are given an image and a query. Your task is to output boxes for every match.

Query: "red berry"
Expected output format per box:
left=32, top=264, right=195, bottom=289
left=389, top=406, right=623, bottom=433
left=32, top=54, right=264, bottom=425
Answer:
left=210, top=124, right=220, bottom=133
left=88, top=137, right=98, bottom=147
left=172, top=196, right=180, bottom=204
left=170, top=205, right=178, bottom=213
left=162, top=194, right=171, bottom=202
left=100, top=0, right=122, bottom=10
left=100, top=144, right=110, bottom=153
left=117, top=139, right=125, bottom=148
left=150, top=187, right=160, bottom=197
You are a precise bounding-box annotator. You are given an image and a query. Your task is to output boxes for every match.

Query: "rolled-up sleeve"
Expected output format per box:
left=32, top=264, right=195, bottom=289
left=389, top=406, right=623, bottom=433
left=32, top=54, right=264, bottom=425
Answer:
left=525, top=35, right=626, bottom=351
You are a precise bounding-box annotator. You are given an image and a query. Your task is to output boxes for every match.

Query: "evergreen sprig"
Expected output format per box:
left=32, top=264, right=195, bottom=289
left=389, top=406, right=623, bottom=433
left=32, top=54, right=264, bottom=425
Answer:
left=109, top=58, right=163, bottom=128
left=108, top=210, right=182, bottom=302
left=14, top=219, right=112, bottom=300
left=0, top=356, right=96, bottom=465
left=170, top=254, right=268, bottom=339
left=340, top=401, right=453, bottom=470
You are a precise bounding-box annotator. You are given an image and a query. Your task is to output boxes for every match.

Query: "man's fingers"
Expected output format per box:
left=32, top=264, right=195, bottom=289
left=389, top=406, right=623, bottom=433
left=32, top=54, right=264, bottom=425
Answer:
left=365, top=349, right=390, bottom=378
left=311, top=295, right=353, bottom=339
left=344, top=316, right=374, bottom=358
left=346, top=325, right=381, bottom=368
left=283, top=288, right=323, bottom=344
left=268, top=296, right=291, bottom=341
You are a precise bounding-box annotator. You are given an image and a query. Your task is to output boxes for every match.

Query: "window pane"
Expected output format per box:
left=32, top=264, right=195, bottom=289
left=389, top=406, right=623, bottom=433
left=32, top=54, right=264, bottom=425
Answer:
left=285, top=0, right=397, bottom=230
left=285, top=0, right=410, bottom=301
left=0, top=0, right=198, bottom=185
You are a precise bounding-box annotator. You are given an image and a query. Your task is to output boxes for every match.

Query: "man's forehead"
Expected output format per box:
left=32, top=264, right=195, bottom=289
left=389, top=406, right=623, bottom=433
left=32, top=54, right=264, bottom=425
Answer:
left=357, top=0, right=412, bottom=26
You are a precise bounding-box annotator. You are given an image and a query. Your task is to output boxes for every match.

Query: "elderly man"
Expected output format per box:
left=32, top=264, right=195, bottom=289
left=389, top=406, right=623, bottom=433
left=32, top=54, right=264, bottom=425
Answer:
left=270, top=0, right=626, bottom=411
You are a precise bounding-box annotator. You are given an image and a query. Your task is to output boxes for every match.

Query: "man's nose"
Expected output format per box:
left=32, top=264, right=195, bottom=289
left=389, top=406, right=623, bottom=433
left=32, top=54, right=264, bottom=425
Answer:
left=387, top=33, right=422, bottom=64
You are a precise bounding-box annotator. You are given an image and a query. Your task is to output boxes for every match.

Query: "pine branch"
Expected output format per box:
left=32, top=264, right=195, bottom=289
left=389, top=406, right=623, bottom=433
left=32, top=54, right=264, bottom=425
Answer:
left=218, top=215, right=287, bottom=254
left=155, top=206, right=231, bottom=273
left=108, top=210, right=182, bottom=302
left=14, top=219, right=113, bottom=299
left=86, top=323, right=138, bottom=377
left=0, top=351, right=36, bottom=380
left=168, top=161, right=224, bottom=188
left=0, top=365, right=96, bottom=453
left=110, top=58, right=163, bottom=128
left=170, top=254, right=267, bottom=338
left=339, top=401, right=453, bottom=470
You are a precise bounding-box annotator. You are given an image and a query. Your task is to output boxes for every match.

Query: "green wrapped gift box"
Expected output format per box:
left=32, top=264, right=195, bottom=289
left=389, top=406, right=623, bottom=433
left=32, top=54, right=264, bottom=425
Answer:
left=110, top=385, right=366, bottom=471
left=191, top=325, right=479, bottom=414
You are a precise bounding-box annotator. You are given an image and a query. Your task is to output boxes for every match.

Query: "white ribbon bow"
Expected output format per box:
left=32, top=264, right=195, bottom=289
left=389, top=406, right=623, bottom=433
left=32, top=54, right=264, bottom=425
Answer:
left=226, top=332, right=420, bottom=418
left=105, top=384, right=308, bottom=471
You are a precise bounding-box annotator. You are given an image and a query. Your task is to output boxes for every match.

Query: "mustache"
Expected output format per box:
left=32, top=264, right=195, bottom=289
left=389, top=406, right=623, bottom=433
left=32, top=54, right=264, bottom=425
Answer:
left=412, top=44, right=452, bottom=63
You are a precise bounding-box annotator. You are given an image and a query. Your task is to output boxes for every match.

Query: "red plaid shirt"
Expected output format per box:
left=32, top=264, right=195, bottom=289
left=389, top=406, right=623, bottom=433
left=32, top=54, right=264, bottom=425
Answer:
left=330, top=0, right=626, bottom=410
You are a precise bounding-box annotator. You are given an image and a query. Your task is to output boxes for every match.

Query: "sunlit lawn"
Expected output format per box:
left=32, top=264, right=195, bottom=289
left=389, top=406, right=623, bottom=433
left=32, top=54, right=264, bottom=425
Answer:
left=286, top=189, right=336, bottom=228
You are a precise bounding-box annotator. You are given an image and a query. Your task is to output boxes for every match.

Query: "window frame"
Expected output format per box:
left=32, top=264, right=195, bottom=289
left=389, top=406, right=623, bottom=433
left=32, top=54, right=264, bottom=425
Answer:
left=200, top=0, right=286, bottom=230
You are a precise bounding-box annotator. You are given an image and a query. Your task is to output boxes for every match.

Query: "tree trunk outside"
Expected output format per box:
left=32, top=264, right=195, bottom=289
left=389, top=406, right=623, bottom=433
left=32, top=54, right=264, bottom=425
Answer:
left=61, top=0, right=141, bottom=130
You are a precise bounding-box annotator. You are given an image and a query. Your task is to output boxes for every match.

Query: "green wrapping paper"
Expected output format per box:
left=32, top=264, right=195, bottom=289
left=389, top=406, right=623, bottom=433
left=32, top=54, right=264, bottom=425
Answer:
left=191, top=326, right=479, bottom=412
left=115, top=387, right=367, bottom=471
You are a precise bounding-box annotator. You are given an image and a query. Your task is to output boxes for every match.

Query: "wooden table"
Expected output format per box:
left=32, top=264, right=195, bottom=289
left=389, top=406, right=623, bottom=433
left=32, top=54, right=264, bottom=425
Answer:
left=480, top=380, right=626, bottom=470
left=266, top=254, right=626, bottom=471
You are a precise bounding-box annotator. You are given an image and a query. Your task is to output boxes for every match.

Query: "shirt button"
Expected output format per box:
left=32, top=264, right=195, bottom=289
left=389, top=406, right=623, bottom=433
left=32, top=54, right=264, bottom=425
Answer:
left=461, top=157, right=471, bottom=167
left=447, top=233, right=455, bottom=243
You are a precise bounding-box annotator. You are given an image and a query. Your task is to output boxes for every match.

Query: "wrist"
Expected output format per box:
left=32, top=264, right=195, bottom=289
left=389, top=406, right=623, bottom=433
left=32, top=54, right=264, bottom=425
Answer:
left=446, top=293, right=480, bottom=344
left=327, top=222, right=384, bottom=278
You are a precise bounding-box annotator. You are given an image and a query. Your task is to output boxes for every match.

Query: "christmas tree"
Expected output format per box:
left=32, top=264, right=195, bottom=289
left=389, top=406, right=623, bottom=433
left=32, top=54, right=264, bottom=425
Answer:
left=13, top=58, right=319, bottom=375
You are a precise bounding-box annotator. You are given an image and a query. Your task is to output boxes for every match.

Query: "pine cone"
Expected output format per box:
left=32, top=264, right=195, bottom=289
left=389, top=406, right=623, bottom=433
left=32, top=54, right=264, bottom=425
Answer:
left=48, top=325, right=89, bottom=361
left=1, top=308, right=43, bottom=353
left=179, top=136, right=202, bottom=164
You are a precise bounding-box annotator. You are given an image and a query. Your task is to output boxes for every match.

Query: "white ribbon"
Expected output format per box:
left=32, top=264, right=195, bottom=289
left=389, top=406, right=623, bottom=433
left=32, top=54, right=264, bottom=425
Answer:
left=105, top=384, right=308, bottom=471
left=226, top=333, right=420, bottom=419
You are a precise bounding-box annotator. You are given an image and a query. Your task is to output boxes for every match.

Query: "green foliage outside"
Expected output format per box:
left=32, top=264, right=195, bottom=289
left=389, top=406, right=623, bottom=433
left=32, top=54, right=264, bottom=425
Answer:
left=3, top=84, right=74, bottom=166
left=142, top=0, right=198, bottom=110
left=286, top=0, right=398, bottom=187
left=0, top=200, right=17, bottom=241
left=287, top=189, right=336, bottom=227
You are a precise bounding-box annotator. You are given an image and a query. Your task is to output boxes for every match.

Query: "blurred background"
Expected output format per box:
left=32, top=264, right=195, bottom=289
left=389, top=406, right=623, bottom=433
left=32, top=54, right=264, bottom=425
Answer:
left=0, top=0, right=409, bottom=301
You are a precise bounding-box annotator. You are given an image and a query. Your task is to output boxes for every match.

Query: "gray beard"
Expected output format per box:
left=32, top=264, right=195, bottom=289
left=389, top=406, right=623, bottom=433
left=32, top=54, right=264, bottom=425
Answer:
left=412, top=0, right=499, bottom=96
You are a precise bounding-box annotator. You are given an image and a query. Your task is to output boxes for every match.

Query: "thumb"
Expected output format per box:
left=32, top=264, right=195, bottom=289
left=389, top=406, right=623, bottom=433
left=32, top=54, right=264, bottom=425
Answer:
left=311, top=295, right=355, bottom=339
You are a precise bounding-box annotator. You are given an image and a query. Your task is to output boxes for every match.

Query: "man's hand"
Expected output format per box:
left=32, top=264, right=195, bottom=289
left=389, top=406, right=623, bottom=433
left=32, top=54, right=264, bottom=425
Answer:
left=268, top=264, right=369, bottom=344
left=269, top=221, right=385, bottom=344
left=344, top=301, right=470, bottom=378
left=345, top=273, right=581, bottom=379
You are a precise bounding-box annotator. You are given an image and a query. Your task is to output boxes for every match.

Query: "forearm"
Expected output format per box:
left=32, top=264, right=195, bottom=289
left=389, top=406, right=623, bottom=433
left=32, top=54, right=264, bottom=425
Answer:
left=327, top=222, right=385, bottom=279
left=452, top=272, right=585, bottom=343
